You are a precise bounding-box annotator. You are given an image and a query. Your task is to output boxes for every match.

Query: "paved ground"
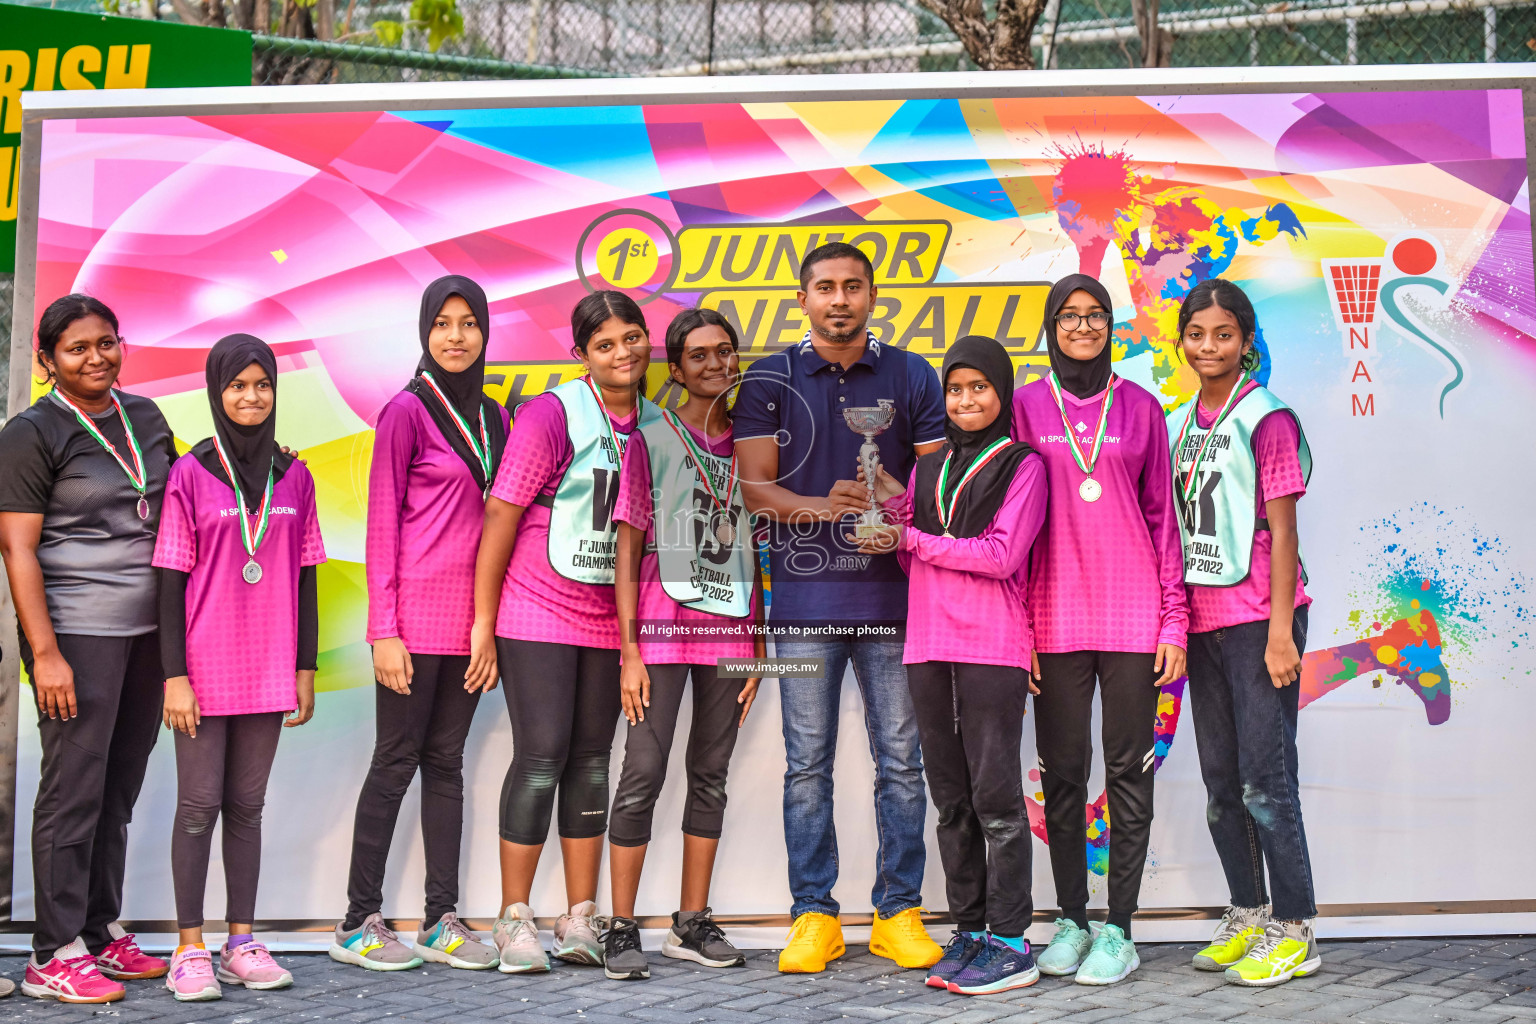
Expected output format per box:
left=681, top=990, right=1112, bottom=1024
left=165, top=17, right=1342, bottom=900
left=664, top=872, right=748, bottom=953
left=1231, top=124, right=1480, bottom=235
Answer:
left=2, top=937, right=1536, bottom=1023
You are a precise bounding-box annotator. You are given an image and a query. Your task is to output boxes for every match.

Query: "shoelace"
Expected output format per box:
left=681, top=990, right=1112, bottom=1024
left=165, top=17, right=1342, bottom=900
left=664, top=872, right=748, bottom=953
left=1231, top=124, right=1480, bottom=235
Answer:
left=1051, top=917, right=1083, bottom=940
left=684, top=910, right=729, bottom=947
left=939, top=931, right=972, bottom=962
left=1210, top=908, right=1262, bottom=944
left=965, top=939, right=1004, bottom=971
left=789, top=915, right=834, bottom=944
left=502, top=915, right=539, bottom=944
left=364, top=914, right=405, bottom=949
left=1096, top=929, right=1126, bottom=957
left=438, top=913, right=477, bottom=946
left=602, top=920, right=642, bottom=956
left=1245, top=921, right=1292, bottom=961
left=62, top=954, right=104, bottom=978
left=172, top=950, right=213, bottom=978
left=893, top=909, right=930, bottom=938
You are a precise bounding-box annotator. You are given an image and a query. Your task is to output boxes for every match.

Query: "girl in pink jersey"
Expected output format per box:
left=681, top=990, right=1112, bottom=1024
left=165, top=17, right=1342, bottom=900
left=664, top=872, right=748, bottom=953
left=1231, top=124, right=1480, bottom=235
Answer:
left=471, top=291, right=651, bottom=973
left=603, top=308, right=765, bottom=981
left=1171, top=279, right=1319, bottom=987
left=853, top=334, right=1048, bottom=996
left=333, top=276, right=509, bottom=974
left=1011, top=275, right=1187, bottom=986
left=154, top=334, right=325, bottom=1002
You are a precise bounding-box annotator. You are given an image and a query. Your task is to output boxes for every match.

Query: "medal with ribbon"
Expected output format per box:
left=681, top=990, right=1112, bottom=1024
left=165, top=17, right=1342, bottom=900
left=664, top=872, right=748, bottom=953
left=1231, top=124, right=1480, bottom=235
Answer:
left=933, top=436, right=1014, bottom=538
left=582, top=376, right=628, bottom=470
left=1172, top=373, right=1251, bottom=504
left=213, top=435, right=275, bottom=585
left=663, top=409, right=740, bottom=545
left=51, top=388, right=151, bottom=520
left=1045, top=371, right=1115, bottom=502
left=419, top=370, right=493, bottom=497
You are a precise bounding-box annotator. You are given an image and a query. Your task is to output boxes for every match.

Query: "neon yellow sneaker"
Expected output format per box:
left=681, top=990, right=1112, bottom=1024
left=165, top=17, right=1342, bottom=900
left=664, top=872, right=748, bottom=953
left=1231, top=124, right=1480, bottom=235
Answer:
left=1192, top=905, right=1268, bottom=971
left=778, top=913, right=844, bottom=973
left=1225, top=919, right=1320, bottom=987
left=868, top=908, right=943, bottom=969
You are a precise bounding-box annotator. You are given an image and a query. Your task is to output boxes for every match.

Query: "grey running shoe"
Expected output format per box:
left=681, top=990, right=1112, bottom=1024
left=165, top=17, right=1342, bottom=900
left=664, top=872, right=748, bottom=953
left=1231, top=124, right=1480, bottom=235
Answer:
left=661, top=908, right=744, bottom=968
left=329, top=913, right=423, bottom=972
left=414, top=913, right=498, bottom=970
left=602, top=917, right=649, bottom=980
left=492, top=903, right=550, bottom=974
left=553, top=901, right=605, bottom=965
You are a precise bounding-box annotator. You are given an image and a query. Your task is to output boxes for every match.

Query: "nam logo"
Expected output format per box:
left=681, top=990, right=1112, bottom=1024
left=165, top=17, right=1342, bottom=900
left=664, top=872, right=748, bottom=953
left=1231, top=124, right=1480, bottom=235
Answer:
left=1323, top=231, right=1462, bottom=419
left=575, top=211, right=1052, bottom=359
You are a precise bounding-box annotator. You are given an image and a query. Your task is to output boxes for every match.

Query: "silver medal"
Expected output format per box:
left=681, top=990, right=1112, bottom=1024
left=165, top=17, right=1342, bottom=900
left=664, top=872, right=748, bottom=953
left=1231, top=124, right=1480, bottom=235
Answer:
left=136, top=496, right=149, bottom=520
left=715, top=517, right=735, bottom=545
left=1079, top=477, right=1103, bottom=503
left=242, top=558, right=263, bottom=585
left=942, top=531, right=954, bottom=539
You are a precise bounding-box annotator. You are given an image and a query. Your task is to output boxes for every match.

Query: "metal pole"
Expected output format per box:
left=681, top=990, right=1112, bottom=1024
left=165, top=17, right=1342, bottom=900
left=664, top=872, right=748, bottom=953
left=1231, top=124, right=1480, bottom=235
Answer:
left=1485, top=6, right=1497, bottom=61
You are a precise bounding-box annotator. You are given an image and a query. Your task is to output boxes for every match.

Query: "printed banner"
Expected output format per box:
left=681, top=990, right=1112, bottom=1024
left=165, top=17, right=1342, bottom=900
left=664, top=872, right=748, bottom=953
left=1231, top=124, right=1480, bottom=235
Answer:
left=16, top=87, right=1535, bottom=931
left=0, top=4, right=252, bottom=272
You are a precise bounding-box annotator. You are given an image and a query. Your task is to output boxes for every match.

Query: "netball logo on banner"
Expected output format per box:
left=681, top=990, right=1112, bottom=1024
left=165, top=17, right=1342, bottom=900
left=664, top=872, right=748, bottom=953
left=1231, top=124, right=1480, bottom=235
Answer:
left=1323, top=232, right=1462, bottom=419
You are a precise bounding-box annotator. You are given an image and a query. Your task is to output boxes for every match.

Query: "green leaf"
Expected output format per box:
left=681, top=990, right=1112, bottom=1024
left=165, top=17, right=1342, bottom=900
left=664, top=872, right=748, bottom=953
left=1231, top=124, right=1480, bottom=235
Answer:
left=409, top=0, right=462, bottom=51
left=371, top=18, right=404, bottom=45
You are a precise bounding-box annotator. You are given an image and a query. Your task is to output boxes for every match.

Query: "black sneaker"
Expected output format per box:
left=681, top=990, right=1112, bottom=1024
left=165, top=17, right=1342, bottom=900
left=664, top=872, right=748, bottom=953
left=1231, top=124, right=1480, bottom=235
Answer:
left=601, top=917, right=649, bottom=980
left=661, top=907, right=744, bottom=968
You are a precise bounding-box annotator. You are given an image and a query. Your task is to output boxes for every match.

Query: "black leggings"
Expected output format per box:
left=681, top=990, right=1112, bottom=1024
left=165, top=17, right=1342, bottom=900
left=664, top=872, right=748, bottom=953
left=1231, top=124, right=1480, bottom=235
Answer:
left=497, top=638, right=621, bottom=845
left=906, top=661, right=1033, bottom=936
left=23, top=632, right=162, bottom=958
left=1033, top=651, right=1158, bottom=937
left=609, top=663, right=742, bottom=847
left=172, top=712, right=284, bottom=929
left=344, top=653, right=480, bottom=930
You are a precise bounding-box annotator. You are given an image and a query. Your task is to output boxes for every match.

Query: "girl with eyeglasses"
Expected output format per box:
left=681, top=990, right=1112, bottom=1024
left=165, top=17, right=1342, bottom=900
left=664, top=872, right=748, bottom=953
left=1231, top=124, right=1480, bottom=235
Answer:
left=1010, top=275, right=1188, bottom=987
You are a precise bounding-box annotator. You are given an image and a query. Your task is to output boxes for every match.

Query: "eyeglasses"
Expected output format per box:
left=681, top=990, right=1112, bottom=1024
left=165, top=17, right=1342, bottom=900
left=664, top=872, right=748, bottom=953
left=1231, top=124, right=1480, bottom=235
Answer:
left=1054, top=311, right=1111, bottom=330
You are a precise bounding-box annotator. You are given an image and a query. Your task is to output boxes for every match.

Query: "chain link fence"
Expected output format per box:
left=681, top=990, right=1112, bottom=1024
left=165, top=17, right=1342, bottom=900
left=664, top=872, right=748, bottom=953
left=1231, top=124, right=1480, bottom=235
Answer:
left=246, top=0, right=1536, bottom=81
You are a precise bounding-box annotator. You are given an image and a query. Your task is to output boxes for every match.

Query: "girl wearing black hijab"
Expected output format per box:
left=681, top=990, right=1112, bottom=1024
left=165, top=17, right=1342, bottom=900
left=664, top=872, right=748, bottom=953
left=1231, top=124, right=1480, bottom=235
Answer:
left=154, top=333, right=325, bottom=999
left=333, top=276, right=509, bottom=973
left=1010, top=275, right=1188, bottom=986
left=850, top=335, right=1047, bottom=996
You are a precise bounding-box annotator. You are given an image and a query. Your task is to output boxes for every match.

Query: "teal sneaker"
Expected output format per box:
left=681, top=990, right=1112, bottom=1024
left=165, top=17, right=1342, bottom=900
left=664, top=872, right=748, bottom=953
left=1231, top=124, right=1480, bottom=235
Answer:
left=1074, top=923, right=1139, bottom=986
left=1035, top=918, right=1094, bottom=976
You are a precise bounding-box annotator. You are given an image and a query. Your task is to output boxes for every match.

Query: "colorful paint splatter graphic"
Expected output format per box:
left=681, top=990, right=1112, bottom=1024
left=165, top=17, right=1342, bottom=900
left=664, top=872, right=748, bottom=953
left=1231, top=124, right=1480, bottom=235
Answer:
left=27, top=89, right=1532, bottom=887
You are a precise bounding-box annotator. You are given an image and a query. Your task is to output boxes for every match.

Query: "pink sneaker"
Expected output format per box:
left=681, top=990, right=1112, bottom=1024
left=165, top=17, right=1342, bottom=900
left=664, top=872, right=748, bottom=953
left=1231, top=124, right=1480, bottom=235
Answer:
left=21, top=938, right=125, bottom=1003
left=219, top=939, right=293, bottom=990
left=165, top=946, right=222, bottom=1002
left=96, top=924, right=169, bottom=980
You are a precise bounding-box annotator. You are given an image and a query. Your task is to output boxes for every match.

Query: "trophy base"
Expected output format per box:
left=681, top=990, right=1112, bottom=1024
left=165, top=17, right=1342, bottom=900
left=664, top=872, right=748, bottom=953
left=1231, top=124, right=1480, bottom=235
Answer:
left=854, top=523, right=887, bottom=539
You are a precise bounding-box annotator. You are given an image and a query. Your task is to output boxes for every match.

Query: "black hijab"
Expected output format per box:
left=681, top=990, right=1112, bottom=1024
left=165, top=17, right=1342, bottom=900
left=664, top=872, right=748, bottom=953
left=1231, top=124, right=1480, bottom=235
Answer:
left=403, top=275, right=509, bottom=491
left=1041, top=273, right=1116, bottom=399
left=192, top=333, right=294, bottom=505
left=912, top=336, right=1036, bottom=539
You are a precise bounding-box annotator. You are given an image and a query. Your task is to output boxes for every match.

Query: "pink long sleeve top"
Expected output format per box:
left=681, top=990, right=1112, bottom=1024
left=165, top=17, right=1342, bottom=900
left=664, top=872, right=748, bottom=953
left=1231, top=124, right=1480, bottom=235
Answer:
left=890, top=452, right=1048, bottom=669
left=1012, top=377, right=1189, bottom=654
left=366, top=391, right=513, bottom=655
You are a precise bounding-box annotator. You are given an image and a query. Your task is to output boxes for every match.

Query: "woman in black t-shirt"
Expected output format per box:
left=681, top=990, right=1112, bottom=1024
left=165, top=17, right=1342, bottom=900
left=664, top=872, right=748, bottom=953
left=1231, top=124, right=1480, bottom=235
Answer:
left=0, top=295, right=177, bottom=1004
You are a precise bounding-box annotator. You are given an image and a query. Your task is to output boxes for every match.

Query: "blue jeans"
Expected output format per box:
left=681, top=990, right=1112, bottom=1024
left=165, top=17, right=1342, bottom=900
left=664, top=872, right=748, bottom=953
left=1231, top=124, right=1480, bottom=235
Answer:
left=1186, top=606, right=1317, bottom=921
left=776, top=639, right=927, bottom=919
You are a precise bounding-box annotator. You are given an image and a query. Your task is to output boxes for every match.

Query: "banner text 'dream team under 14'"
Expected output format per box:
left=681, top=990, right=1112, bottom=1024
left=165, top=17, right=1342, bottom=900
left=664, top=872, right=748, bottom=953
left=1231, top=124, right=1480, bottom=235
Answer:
left=0, top=5, right=252, bottom=273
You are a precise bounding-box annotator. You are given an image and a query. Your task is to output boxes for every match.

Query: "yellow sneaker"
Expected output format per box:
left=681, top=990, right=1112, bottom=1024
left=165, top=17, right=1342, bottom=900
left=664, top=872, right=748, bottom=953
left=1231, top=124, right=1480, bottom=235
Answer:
left=778, top=913, right=844, bottom=973
left=868, top=908, right=942, bottom=969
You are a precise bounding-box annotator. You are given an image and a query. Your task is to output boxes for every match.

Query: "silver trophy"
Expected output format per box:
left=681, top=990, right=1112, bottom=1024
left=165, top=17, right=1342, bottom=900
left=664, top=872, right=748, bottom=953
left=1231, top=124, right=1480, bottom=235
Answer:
left=842, top=399, right=897, bottom=538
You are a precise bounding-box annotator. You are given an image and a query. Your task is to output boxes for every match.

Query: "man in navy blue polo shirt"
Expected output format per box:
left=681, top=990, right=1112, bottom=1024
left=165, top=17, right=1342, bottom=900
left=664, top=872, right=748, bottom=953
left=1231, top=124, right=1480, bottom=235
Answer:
left=735, top=242, right=947, bottom=975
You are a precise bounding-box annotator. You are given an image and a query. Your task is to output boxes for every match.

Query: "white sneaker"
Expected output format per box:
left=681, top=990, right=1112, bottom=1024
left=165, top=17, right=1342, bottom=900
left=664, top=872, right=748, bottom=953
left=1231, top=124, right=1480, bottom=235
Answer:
left=553, top=901, right=605, bottom=965
left=492, top=903, right=550, bottom=974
